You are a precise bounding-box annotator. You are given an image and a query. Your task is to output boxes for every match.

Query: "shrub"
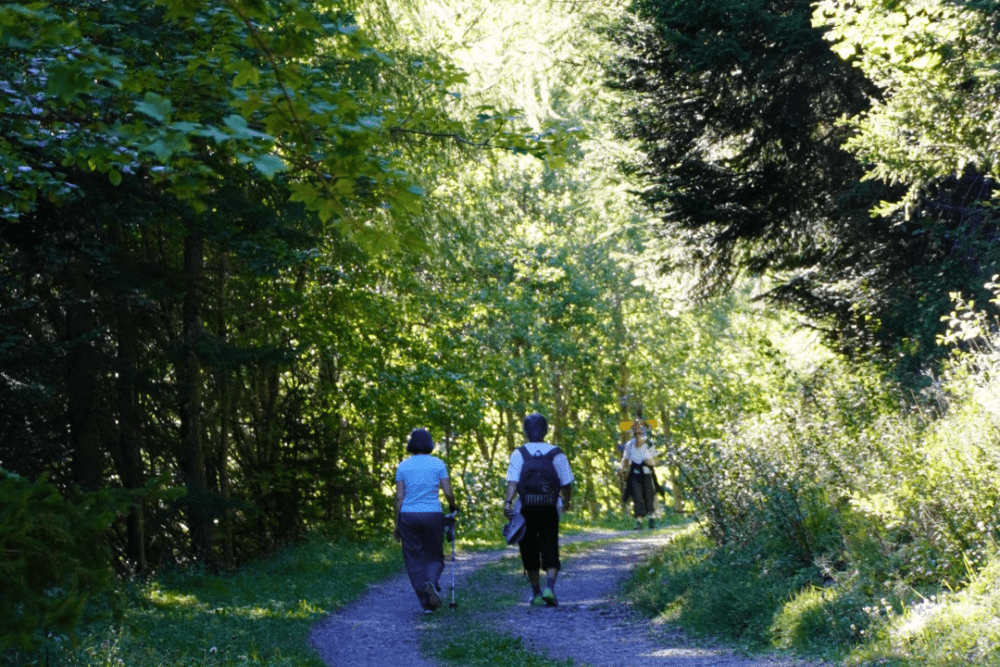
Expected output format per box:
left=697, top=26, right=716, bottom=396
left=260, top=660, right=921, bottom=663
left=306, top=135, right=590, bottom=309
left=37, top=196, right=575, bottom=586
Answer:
left=0, top=470, right=118, bottom=650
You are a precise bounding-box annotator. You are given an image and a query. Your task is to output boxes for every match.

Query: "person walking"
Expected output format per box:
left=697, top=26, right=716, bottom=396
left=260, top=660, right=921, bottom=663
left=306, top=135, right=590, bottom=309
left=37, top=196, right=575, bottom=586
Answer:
left=502, top=413, right=573, bottom=607
left=618, top=421, right=658, bottom=530
left=394, top=428, right=458, bottom=614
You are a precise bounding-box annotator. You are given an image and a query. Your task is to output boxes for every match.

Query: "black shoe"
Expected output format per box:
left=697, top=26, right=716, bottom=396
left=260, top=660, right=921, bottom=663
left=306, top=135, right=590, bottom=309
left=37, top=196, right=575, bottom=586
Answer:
left=634, top=519, right=642, bottom=530
left=648, top=518, right=656, bottom=529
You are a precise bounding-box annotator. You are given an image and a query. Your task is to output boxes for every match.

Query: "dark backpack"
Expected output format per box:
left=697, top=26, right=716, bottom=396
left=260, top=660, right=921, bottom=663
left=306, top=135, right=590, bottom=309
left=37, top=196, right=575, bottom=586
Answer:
left=517, top=446, right=563, bottom=506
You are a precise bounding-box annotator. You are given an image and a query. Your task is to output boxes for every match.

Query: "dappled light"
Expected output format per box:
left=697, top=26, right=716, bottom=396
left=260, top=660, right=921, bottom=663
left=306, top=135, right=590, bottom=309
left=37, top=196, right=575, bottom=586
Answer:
left=3, top=0, right=1000, bottom=664
left=145, top=589, right=202, bottom=611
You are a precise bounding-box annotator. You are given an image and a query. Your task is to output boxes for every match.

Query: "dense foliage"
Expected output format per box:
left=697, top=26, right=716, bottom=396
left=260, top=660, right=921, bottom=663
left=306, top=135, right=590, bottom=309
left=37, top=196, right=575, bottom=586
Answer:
left=0, top=0, right=658, bottom=582
left=0, top=471, right=119, bottom=650
left=6, top=0, right=1000, bottom=662
left=606, top=0, right=1000, bottom=363
left=628, top=289, right=1000, bottom=660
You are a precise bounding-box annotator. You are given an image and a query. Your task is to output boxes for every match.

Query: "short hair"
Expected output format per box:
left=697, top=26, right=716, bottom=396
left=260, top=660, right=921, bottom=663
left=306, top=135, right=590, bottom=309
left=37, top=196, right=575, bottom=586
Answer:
left=523, top=413, right=548, bottom=443
left=406, top=428, right=435, bottom=454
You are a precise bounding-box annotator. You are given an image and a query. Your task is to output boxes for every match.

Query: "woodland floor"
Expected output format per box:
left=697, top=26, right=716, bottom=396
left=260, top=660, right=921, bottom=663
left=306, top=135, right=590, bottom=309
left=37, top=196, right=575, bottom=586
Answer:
left=309, top=529, right=837, bottom=667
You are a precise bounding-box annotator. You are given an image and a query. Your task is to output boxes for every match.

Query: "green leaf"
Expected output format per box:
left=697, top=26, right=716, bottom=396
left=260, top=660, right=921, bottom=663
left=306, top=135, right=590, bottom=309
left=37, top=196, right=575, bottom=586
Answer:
left=252, top=154, right=286, bottom=177
left=908, top=53, right=941, bottom=70
left=289, top=182, right=321, bottom=205
left=832, top=41, right=856, bottom=60
left=108, top=169, right=122, bottom=186
left=46, top=64, right=88, bottom=100
left=135, top=92, right=173, bottom=122
left=223, top=114, right=268, bottom=140
left=232, top=59, right=260, bottom=88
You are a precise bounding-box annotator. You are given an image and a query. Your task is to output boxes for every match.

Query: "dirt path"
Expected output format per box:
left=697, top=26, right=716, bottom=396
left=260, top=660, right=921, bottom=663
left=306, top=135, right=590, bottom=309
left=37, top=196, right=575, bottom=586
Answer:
left=309, top=530, right=834, bottom=667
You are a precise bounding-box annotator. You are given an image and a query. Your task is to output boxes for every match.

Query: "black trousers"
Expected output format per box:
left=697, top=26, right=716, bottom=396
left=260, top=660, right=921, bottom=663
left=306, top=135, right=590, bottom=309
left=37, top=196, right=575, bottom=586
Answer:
left=628, top=468, right=656, bottom=518
left=398, top=512, right=445, bottom=609
left=518, top=505, right=561, bottom=572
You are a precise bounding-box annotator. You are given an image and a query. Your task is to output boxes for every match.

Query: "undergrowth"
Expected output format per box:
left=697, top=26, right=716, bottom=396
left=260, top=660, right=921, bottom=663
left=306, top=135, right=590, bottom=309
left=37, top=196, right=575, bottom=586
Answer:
left=0, top=509, right=655, bottom=667
left=1, top=534, right=403, bottom=667
left=623, top=285, right=1000, bottom=665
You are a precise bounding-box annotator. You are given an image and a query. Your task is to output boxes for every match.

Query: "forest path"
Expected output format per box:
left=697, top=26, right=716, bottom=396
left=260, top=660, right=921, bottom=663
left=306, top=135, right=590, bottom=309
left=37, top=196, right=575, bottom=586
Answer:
left=309, top=529, right=834, bottom=667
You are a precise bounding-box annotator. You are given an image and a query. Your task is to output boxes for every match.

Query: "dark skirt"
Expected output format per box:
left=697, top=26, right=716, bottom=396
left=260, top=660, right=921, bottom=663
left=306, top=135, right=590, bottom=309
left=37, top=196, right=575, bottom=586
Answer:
left=623, top=463, right=656, bottom=518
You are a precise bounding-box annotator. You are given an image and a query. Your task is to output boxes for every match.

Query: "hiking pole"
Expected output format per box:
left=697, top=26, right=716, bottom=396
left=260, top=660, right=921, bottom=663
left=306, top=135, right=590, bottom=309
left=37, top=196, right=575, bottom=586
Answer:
left=444, top=511, right=457, bottom=610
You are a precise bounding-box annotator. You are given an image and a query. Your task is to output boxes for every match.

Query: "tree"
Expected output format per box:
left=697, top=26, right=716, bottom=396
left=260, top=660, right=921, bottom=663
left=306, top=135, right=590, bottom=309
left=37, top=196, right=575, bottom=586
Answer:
left=605, top=0, right=1000, bottom=365
left=0, top=0, right=574, bottom=568
left=813, top=0, right=1000, bottom=217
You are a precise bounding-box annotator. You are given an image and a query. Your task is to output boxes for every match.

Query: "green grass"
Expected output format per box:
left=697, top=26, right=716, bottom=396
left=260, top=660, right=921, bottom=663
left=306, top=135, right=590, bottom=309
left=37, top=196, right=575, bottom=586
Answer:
left=1, top=509, right=682, bottom=667
left=622, top=523, right=837, bottom=656
left=2, top=534, right=403, bottom=667
left=622, top=523, right=1000, bottom=666
left=845, top=553, right=1000, bottom=667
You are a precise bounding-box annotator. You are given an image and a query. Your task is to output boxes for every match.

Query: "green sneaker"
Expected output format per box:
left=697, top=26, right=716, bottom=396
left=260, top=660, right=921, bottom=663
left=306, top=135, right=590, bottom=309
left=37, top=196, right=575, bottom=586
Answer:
left=542, top=587, right=558, bottom=607
left=530, top=593, right=545, bottom=606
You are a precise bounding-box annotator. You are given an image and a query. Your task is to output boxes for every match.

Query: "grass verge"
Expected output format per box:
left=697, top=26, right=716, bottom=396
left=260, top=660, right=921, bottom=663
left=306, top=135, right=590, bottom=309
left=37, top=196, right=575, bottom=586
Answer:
left=845, top=551, right=1000, bottom=666
left=623, top=523, right=1000, bottom=666
left=623, top=523, right=841, bottom=657
left=2, top=533, right=402, bottom=667
left=1, top=510, right=680, bottom=667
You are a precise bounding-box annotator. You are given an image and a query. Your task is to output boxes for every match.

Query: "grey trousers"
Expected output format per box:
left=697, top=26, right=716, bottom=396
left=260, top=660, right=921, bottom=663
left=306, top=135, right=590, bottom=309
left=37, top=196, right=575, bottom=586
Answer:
left=398, top=512, right=445, bottom=609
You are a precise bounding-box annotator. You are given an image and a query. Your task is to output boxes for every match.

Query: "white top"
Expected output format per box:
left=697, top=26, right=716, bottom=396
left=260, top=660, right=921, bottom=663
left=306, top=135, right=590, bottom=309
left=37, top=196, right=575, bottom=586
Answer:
left=622, top=438, right=656, bottom=471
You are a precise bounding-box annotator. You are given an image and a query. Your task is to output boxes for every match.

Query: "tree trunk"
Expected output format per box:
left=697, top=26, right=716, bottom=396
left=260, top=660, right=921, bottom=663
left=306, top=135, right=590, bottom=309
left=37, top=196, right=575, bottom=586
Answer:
left=550, top=359, right=564, bottom=447
left=218, top=374, right=235, bottom=568
left=66, top=270, right=103, bottom=490
left=179, top=231, right=211, bottom=560
left=660, top=405, right=684, bottom=513
left=115, top=308, right=147, bottom=572
left=214, top=253, right=234, bottom=568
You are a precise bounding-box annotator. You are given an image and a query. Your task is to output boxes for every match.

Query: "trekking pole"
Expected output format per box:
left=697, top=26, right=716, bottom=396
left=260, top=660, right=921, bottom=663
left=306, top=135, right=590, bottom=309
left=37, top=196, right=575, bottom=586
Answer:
left=444, top=511, right=457, bottom=610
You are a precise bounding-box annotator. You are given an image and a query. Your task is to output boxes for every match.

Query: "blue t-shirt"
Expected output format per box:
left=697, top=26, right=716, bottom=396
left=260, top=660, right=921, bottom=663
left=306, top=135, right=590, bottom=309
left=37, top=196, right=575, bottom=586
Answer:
left=395, top=454, right=449, bottom=513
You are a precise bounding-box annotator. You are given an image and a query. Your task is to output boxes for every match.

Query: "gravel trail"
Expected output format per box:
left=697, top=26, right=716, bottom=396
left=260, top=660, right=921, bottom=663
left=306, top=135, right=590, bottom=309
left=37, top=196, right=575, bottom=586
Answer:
left=309, top=530, right=834, bottom=667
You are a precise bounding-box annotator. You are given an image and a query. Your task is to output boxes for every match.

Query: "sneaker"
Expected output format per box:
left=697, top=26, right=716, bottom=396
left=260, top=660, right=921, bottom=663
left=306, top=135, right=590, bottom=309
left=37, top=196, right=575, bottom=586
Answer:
left=425, top=582, right=441, bottom=609
left=423, top=608, right=434, bottom=615
left=648, top=518, right=656, bottom=530
left=634, top=519, right=642, bottom=530
left=542, top=587, right=558, bottom=607
left=530, top=593, right=545, bottom=606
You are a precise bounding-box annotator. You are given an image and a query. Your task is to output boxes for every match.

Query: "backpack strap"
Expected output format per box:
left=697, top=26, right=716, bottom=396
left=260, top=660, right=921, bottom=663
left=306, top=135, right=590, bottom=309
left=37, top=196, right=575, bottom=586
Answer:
left=518, top=445, right=563, bottom=461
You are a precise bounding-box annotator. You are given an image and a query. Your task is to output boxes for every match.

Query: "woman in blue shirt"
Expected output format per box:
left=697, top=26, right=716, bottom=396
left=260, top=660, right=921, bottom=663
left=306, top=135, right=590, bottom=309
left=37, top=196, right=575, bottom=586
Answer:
left=393, top=428, right=458, bottom=613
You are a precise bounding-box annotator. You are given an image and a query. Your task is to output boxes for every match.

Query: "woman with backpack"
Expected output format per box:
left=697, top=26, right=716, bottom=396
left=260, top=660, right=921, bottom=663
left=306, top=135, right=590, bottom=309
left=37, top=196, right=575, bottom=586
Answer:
left=502, top=413, right=574, bottom=607
left=393, top=428, right=458, bottom=614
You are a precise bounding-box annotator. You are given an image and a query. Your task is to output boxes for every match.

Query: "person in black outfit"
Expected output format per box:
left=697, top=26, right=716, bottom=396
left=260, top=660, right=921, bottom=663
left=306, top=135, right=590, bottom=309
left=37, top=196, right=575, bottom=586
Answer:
left=502, top=413, right=574, bottom=606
